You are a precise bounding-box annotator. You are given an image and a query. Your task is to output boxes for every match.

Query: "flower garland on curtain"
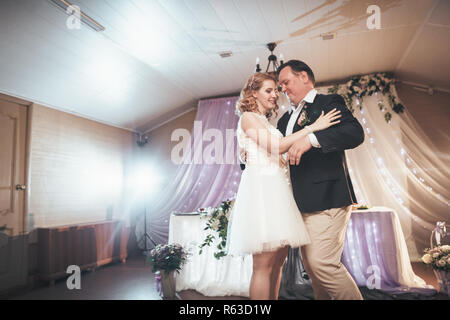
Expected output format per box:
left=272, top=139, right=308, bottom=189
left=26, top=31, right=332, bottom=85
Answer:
left=198, top=199, right=234, bottom=259
left=328, top=72, right=405, bottom=123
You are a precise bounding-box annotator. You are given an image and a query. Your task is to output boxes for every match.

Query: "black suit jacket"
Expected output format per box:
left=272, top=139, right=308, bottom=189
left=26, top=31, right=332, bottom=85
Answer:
left=277, top=93, right=364, bottom=213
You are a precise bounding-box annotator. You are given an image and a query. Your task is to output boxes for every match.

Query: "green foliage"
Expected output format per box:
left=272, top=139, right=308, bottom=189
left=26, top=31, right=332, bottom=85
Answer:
left=198, top=199, right=234, bottom=260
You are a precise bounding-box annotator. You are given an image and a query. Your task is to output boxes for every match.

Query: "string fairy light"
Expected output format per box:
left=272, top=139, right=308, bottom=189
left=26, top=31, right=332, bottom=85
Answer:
left=348, top=167, right=367, bottom=205
left=354, top=95, right=448, bottom=232
left=376, top=93, right=447, bottom=206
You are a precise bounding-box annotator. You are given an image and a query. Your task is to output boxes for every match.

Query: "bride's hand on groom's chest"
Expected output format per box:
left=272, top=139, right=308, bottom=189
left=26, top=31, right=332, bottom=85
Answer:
left=296, top=105, right=322, bottom=126
left=306, top=107, right=322, bottom=122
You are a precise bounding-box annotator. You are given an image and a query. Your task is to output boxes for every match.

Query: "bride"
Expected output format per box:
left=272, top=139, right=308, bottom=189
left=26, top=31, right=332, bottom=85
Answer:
left=226, top=72, right=341, bottom=300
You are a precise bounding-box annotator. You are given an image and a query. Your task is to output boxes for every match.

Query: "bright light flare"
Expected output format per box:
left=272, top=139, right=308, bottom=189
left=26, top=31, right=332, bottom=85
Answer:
left=126, top=162, right=163, bottom=198
left=81, top=160, right=124, bottom=201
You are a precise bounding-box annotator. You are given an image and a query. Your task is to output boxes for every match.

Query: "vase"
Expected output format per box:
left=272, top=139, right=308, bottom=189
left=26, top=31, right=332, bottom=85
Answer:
left=433, top=269, right=450, bottom=297
left=160, top=270, right=176, bottom=299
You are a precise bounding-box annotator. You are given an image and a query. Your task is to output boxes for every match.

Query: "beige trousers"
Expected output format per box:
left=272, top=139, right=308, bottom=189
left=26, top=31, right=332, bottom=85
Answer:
left=300, top=205, right=363, bottom=300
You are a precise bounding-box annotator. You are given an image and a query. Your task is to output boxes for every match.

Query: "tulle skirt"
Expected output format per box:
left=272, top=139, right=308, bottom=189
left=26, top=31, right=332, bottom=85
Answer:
left=226, top=164, right=311, bottom=256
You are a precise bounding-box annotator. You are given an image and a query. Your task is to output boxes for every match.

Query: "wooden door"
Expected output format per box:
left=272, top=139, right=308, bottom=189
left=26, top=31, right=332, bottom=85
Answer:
left=0, top=98, right=27, bottom=236
left=0, top=97, right=28, bottom=293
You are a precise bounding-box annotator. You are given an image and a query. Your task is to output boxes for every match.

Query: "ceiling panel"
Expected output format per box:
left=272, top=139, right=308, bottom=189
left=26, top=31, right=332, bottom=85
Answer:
left=0, top=0, right=446, bottom=133
left=428, top=0, right=450, bottom=25
left=396, top=25, right=450, bottom=90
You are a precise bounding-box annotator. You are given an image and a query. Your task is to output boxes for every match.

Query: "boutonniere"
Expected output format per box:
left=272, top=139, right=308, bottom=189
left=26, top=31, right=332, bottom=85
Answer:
left=298, top=109, right=310, bottom=127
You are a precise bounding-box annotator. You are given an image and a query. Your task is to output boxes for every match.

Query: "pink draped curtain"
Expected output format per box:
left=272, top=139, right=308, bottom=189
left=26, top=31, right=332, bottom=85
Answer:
left=135, top=96, right=241, bottom=249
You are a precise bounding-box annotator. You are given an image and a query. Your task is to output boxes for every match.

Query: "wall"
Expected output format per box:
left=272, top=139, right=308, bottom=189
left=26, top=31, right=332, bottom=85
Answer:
left=0, top=98, right=138, bottom=295
left=141, top=108, right=198, bottom=194
left=396, top=82, right=450, bottom=156
left=28, top=104, right=135, bottom=229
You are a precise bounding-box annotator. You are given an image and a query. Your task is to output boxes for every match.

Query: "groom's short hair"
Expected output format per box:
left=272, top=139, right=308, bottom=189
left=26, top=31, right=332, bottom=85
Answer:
left=277, top=60, right=315, bottom=85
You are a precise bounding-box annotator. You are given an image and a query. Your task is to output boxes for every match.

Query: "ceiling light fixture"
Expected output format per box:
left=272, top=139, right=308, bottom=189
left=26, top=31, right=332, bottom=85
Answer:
left=219, top=51, right=233, bottom=58
left=413, top=86, right=434, bottom=96
left=255, top=42, right=284, bottom=74
left=137, top=134, right=149, bottom=147
left=48, top=0, right=105, bottom=32
left=321, top=32, right=336, bottom=40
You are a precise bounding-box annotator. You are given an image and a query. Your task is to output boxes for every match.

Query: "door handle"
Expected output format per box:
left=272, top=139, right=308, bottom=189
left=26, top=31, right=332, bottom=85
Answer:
left=15, top=184, right=26, bottom=191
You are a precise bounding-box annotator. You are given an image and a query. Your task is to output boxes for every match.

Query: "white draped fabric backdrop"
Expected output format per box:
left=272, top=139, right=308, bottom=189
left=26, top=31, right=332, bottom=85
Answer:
left=302, top=85, right=449, bottom=261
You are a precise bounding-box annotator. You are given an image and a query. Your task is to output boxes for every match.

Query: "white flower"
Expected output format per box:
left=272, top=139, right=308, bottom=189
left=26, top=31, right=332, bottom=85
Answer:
left=447, top=257, right=450, bottom=265
left=432, top=252, right=441, bottom=258
left=211, top=219, right=220, bottom=231
left=440, top=245, right=450, bottom=253
left=437, top=259, right=447, bottom=267
left=421, top=254, right=432, bottom=264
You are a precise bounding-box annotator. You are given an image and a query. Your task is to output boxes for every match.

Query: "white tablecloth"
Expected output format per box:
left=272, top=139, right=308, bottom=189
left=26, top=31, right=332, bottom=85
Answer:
left=168, top=213, right=252, bottom=297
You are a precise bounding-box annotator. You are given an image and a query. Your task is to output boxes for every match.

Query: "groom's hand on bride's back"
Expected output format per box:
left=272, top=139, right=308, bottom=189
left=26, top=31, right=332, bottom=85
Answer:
left=288, top=136, right=312, bottom=165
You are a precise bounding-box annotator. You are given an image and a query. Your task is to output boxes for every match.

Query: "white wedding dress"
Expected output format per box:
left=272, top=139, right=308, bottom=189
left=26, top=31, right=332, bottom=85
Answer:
left=226, top=113, right=311, bottom=256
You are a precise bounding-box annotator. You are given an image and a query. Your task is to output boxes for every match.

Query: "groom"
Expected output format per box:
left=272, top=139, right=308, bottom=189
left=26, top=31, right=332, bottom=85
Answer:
left=277, top=60, right=364, bottom=300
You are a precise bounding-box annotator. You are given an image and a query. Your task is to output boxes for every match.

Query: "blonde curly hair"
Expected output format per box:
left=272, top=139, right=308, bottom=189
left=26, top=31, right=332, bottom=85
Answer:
left=236, top=72, right=279, bottom=119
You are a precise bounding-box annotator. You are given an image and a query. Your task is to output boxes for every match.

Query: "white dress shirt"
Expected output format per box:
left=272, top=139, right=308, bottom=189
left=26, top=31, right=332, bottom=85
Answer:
left=285, top=88, right=321, bottom=148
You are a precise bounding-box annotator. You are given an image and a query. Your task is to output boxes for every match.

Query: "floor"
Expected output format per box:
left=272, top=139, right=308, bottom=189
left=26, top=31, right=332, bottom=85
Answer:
left=10, top=255, right=161, bottom=300
left=6, top=255, right=447, bottom=300
left=411, top=262, right=438, bottom=289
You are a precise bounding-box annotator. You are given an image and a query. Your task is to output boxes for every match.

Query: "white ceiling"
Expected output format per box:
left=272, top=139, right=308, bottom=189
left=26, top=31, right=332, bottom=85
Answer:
left=0, top=0, right=448, bottom=133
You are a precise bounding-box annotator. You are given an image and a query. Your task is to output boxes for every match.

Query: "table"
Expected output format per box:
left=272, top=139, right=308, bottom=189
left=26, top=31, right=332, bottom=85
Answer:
left=341, top=207, right=432, bottom=292
left=168, top=213, right=252, bottom=297
left=169, top=207, right=433, bottom=297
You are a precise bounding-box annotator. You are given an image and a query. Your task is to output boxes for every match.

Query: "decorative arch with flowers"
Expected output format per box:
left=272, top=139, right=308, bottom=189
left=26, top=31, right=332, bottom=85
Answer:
left=328, top=72, right=405, bottom=123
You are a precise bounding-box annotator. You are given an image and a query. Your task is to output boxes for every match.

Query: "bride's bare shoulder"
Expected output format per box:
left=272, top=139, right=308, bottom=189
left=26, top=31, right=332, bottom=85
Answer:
left=241, top=112, right=266, bottom=131
left=241, top=111, right=257, bottom=119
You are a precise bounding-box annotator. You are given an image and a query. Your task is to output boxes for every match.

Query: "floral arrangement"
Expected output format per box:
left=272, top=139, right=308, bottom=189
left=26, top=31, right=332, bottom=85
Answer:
left=421, top=245, right=450, bottom=271
left=147, top=243, right=189, bottom=273
left=298, top=109, right=310, bottom=126
left=328, top=72, right=405, bottom=123
left=198, top=199, right=234, bottom=259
